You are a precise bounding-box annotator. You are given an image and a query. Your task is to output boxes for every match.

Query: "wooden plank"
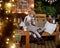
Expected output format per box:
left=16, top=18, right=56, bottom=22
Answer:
left=48, top=41, right=53, bottom=48
left=42, top=32, right=56, bottom=36
left=19, top=30, right=30, bottom=48
left=51, top=41, right=56, bottom=48
left=30, top=43, right=33, bottom=48
left=30, top=43, right=35, bottom=48
left=35, top=14, right=46, bottom=18
left=41, top=45, right=45, bottom=48
left=45, top=41, right=49, bottom=48
left=26, top=31, right=30, bottom=48
left=30, top=41, right=56, bottom=48
left=22, top=45, right=25, bottom=48
left=34, top=44, right=37, bottom=48
left=37, top=45, right=41, bottom=48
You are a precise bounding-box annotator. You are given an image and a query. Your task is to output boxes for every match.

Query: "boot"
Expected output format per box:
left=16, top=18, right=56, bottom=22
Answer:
left=34, top=38, right=38, bottom=43
left=30, top=35, right=35, bottom=43
left=36, top=38, right=45, bottom=45
left=39, top=38, right=45, bottom=45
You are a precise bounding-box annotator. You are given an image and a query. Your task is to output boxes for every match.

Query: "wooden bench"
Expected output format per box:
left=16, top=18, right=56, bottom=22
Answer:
left=19, top=30, right=30, bottom=48
left=35, top=14, right=59, bottom=43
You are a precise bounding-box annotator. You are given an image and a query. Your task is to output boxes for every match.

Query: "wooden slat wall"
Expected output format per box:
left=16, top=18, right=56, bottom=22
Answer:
left=20, top=41, right=56, bottom=48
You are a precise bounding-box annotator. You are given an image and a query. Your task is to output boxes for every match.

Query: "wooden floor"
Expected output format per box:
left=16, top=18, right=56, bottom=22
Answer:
left=20, top=40, right=56, bottom=48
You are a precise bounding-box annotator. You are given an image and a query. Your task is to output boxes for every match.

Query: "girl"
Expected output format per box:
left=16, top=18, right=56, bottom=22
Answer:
left=24, top=11, right=44, bottom=45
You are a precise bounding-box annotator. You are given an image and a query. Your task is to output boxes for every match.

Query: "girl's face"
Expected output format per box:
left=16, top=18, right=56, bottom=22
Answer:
left=30, top=14, right=33, bottom=17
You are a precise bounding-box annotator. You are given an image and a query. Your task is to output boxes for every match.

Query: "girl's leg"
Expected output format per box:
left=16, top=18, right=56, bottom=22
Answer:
left=30, top=32, right=37, bottom=43
left=34, top=31, right=41, bottom=38
left=34, top=31, right=45, bottom=45
left=33, top=34, right=37, bottom=38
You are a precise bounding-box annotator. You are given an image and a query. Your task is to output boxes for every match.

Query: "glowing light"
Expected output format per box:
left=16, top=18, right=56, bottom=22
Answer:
left=5, top=3, right=12, bottom=11
left=8, top=10, right=11, bottom=13
left=24, top=11, right=28, bottom=14
left=10, top=43, right=15, bottom=48
left=12, top=12, right=15, bottom=13
left=13, top=35, right=15, bottom=38
left=48, top=1, right=49, bottom=2
left=6, top=41, right=9, bottom=44
left=12, top=0, right=14, bottom=2
left=6, top=17, right=9, bottom=20
left=30, top=4, right=34, bottom=8
left=6, top=3, right=12, bottom=8
left=18, top=11, right=21, bottom=13
left=13, top=31, right=15, bottom=33
left=0, top=4, right=1, bottom=7
left=13, top=23, right=16, bottom=25
left=6, top=11, right=8, bottom=13
left=6, top=10, right=11, bottom=13
left=0, top=1, right=2, bottom=2
left=7, top=38, right=9, bottom=41
left=31, top=4, right=34, bottom=7
left=12, top=4, right=15, bottom=7
left=14, top=18, right=16, bottom=22
left=45, top=0, right=57, bottom=4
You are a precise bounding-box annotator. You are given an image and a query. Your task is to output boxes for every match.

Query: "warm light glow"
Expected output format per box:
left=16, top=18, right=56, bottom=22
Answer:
left=8, top=10, right=11, bottom=13
left=31, top=4, right=34, bottom=7
left=13, top=23, right=16, bottom=25
left=24, top=11, right=28, bottom=14
left=18, top=11, right=22, bottom=13
left=45, top=0, right=57, bottom=4
left=6, top=11, right=8, bottom=13
left=13, top=35, right=15, bottom=38
left=48, top=1, right=49, bottom=2
left=14, top=18, right=16, bottom=22
left=6, top=41, right=9, bottom=44
left=6, top=3, right=12, bottom=7
left=12, top=0, right=14, bottom=2
left=5, top=3, right=12, bottom=11
left=12, top=4, right=15, bottom=7
left=10, top=43, right=15, bottom=48
left=13, top=31, right=15, bottom=33
left=0, top=4, right=1, bottom=7
left=7, top=38, right=9, bottom=41
left=12, top=12, right=15, bottom=13
left=30, top=4, right=34, bottom=8
left=0, top=1, right=2, bottom=2
left=6, top=10, right=11, bottom=13
left=6, top=17, right=9, bottom=20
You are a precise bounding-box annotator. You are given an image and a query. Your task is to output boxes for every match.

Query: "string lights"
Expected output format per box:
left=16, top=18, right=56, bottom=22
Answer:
left=45, top=0, right=57, bottom=4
